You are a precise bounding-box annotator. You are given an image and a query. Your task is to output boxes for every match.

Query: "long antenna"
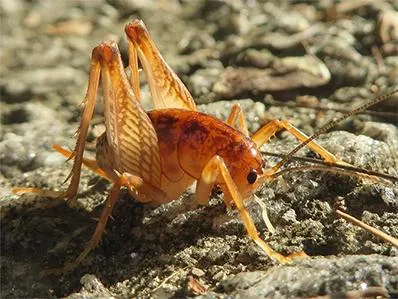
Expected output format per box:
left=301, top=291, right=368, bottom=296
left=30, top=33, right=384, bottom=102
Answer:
left=263, top=97, right=398, bottom=118
left=263, top=151, right=398, bottom=182
left=272, top=89, right=398, bottom=171
left=270, top=165, right=393, bottom=185
left=335, top=209, right=398, bottom=248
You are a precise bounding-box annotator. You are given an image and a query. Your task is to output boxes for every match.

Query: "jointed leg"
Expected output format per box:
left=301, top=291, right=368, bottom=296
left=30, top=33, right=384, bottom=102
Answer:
left=65, top=52, right=101, bottom=206
left=13, top=145, right=111, bottom=198
left=196, top=156, right=221, bottom=206
left=52, top=144, right=110, bottom=181
left=196, top=155, right=303, bottom=263
left=126, top=36, right=140, bottom=101
left=125, top=20, right=197, bottom=111
left=225, top=104, right=249, bottom=136
left=41, top=172, right=143, bottom=276
left=252, top=119, right=346, bottom=172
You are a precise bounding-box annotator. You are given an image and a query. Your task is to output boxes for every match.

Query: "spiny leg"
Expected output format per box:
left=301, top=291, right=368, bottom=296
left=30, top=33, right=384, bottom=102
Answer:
left=14, top=45, right=114, bottom=204
left=40, top=172, right=143, bottom=276
left=126, top=33, right=140, bottom=101
left=65, top=49, right=102, bottom=206
left=225, top=104, right=249, bottom=136
left=13, top=145, right=110, bottom=198
left=196, top=155, right=305, bottom=262
left=125, top=20, right=197, bottom=111
left=52, top=144, right=110, bottom=180
left=251, top=119, right=349, bottom=173
left=63, top=40, right=149, bottom=205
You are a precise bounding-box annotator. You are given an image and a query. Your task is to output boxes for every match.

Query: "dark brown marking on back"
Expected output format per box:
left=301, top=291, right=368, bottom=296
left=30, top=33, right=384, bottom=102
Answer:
left=181, top=119, right=210, bottom=145
left=150, top=113, right=178, bottom=140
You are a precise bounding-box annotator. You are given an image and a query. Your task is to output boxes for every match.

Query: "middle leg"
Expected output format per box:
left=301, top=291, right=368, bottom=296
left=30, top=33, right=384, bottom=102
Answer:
left=251, top=119, right=349, bottom=173
left=225, top=104, right=249, bottom=136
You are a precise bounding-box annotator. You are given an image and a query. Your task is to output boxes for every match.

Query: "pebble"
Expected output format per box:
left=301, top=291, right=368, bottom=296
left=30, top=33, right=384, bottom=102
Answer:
left=191, top=267, right=205, bottom=277
left=2, top=1, right=398, bottom=298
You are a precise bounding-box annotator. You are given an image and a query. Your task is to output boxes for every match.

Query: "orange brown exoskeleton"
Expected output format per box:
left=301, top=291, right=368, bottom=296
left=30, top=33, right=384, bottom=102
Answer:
left=13, top=19, right=398, bottom=275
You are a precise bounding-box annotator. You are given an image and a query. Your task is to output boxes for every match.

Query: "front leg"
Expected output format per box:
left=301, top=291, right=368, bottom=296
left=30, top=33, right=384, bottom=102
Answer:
left=196, top=155, right=305, bottom=263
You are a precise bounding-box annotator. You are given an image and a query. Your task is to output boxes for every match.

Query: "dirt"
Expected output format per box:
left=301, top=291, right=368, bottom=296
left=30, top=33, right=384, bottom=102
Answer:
left=1, top=0, right=397, bottom=298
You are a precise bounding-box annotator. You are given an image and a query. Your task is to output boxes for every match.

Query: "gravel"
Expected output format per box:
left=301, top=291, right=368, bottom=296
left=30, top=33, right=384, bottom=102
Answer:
left=1, top=0, right=397, bottom=298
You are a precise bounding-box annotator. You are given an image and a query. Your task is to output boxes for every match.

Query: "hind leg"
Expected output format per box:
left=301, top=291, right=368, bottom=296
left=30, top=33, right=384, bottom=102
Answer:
left=40, top=172, right=143, bottom=276
left=12, top=145, right=111, bottom=198
left=52, top=144, right=110, bottom=180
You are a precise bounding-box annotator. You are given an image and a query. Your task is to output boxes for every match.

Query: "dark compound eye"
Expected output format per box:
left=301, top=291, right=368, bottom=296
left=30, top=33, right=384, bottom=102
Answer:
left=247, top=169, right=257, bottom=184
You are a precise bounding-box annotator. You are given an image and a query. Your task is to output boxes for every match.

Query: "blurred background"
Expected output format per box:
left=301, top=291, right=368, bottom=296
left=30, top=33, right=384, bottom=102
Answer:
left=1, top=0, right=397, bottom=298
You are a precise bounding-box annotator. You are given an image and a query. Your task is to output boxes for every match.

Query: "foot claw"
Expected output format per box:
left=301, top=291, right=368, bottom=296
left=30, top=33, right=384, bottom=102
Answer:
left=287, top=250, right=308, bottom=260
left=276, top=251, right=308, bottom=264
left=40, top=261, right=77, bottom=277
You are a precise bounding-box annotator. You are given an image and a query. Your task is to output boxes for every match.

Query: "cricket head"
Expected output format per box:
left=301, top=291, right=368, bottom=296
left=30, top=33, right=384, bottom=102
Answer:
left=218, top=137, right=268, bottom=202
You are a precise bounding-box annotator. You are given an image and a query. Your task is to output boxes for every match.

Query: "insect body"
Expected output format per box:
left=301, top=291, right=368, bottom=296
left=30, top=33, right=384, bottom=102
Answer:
left=149, top=109, right=264, bottom=203
left=15, top=20, right=398, bottom=275
left=96, top=108, right=263, bottom=205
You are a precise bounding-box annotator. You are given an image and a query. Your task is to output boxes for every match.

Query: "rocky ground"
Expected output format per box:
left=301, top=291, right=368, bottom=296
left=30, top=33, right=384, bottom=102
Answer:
left=1, top=0, right=398, bottom=298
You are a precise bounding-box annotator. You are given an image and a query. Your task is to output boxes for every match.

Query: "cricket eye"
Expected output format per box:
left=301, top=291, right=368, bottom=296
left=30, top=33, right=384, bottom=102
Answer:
left=247, top=169, right=257, bottom=184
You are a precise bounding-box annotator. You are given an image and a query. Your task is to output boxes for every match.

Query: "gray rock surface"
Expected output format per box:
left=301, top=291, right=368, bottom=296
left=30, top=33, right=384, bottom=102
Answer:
left=204, top=255, right=398, bottom=298
left=1, top=0, right=397, bottom=298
